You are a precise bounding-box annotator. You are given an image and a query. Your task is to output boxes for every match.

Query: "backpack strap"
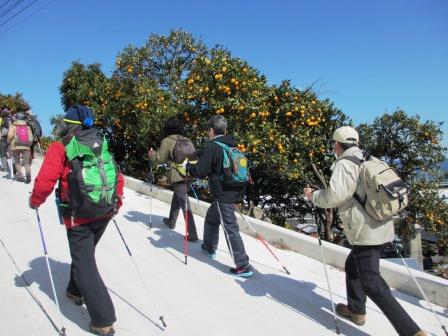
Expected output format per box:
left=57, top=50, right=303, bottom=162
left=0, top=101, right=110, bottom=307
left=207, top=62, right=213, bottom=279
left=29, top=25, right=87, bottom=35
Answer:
left=212, top=140, right=231, bottom=167
left=339, top=155, right=366, bottom=208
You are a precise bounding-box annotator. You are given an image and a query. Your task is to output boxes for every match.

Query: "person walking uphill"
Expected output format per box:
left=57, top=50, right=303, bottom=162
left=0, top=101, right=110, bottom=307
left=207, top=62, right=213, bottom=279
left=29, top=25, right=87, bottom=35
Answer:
left=7, top=112, right=33, bottom=183
left=303, top=126, right=425, bottom=336
left=147, top=117, right=199, bottom=241
left=29, top=105, right=124, bottom=336
left=187, top=115, right=252, bottom=277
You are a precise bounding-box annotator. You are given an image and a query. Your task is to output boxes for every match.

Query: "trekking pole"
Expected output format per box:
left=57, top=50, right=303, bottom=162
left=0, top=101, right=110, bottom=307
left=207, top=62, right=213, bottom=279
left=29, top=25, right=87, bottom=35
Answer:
left=392, top=242, right=447, bottom=336
left=190, top=183, right=207, bottom=218
left=113, top=218, right=167, bottom=327
left=37, top=140, right=44, bottom=156
left=307, top=198, right=340, bottom=334
left=184, top=174, right=189, bottom=265
left=148, top=160, right=153, bottom=229
left=234, top=207, right=291, bottom=275
left=34, top=208, right=67, bottom=336
left=7, top=150, right=14, bottom=181
left=216, top=201, right=236, bottom=262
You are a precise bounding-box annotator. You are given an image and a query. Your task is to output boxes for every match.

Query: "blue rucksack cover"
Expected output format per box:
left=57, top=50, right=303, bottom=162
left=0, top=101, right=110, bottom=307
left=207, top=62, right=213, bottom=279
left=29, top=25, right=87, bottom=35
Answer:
left=213, top=141, right=249, bottom=186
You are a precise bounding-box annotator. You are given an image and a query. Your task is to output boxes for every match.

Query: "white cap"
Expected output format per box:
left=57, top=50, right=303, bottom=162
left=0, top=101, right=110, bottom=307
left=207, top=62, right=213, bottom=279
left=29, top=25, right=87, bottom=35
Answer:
left=332, top=126, right=359, bottom=145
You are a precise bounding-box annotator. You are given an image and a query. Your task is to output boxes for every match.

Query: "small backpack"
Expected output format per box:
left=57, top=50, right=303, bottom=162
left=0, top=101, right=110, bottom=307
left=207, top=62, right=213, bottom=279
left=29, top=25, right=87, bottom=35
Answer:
left=171, top=135, right=197, bottom=176
left=213, top=141, right=249, bottom=186
left=343, top=153, right=408, bottom=221
left=27, top=116, right=42, bottom=139
left=14, top=125, right=33, bottom=146
left=65, top=129, right=118, bottom=218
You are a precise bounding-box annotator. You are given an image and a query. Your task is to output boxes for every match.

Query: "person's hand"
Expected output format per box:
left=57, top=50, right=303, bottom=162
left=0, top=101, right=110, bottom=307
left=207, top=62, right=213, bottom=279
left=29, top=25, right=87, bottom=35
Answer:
left=147, top=148, right=156, bottom=159
left=29, top=195, right=37, bottom=209
left=303, top=187, right=315, bottom=201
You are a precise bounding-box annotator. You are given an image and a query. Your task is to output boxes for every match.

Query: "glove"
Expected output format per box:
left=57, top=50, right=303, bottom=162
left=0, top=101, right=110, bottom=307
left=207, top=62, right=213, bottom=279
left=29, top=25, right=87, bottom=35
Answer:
left=29, top=195, right=37, bottom=209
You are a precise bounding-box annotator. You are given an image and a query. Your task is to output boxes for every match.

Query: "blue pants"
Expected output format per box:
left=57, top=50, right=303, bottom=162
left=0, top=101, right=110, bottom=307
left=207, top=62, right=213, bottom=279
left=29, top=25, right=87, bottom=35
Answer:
left=203, top=201, right=249, bottom=267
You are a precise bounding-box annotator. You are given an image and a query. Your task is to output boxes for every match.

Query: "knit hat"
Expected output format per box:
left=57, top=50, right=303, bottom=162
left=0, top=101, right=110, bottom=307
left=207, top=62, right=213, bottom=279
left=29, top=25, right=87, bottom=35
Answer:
left=63, top=105, right=94, bottom=128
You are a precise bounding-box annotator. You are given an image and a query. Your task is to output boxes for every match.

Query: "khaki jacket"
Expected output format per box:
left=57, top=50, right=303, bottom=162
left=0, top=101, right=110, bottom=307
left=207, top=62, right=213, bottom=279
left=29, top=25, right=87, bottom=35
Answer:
left=152, top=134, right=185, bottom=184
left=312, top=146, right=395, bottom=246
left=7, top=120, right=33, bottom=151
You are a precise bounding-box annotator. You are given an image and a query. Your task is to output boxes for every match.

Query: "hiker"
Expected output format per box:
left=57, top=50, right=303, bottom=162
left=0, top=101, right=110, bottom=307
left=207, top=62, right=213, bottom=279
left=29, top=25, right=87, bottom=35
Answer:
left=0, top=109, right=11, bottom=171
left=7, top=112, right=33, bottom=183
left=187, top=115, right=252, bottom=277
left=147, top=116, right=199, bottom=241
left=303, top=126, right=425, bottom=336
left=29, top=105, right=123, bottom=336
left=26, top=110, right=43, bottom=160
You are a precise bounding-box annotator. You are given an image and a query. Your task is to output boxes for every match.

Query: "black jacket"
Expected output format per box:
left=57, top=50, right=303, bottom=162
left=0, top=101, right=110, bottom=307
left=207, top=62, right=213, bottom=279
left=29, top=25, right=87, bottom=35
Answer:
left=188, top=134, right=245, bottom=203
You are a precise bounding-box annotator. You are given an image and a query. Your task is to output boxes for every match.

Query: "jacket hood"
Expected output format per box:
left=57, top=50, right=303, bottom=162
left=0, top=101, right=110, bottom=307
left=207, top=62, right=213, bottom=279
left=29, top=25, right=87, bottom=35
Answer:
left=211, top=134, right=238, bottom=147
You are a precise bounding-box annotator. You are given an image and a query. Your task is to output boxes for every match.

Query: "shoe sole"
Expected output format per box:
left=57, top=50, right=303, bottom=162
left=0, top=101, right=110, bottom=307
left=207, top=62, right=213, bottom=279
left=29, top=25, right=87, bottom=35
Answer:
left=231, top=270, right=253, bottom=278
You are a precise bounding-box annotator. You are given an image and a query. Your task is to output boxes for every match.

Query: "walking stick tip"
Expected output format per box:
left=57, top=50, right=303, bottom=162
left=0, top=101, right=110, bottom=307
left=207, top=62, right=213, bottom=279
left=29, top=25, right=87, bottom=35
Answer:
left=283, top=267, right=291, bottom=275
left=159, top=316, right=167, bottom=327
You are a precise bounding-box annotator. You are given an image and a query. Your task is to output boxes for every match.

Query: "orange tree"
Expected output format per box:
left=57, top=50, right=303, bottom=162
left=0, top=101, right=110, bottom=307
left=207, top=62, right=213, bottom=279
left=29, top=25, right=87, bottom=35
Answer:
left=358, top=110, right=448, bottom=254
left=0, top=92, right=30, bottom=112
left=180, top=47, right=350, bottom=234
left=59, top=30, right=351, bottom=239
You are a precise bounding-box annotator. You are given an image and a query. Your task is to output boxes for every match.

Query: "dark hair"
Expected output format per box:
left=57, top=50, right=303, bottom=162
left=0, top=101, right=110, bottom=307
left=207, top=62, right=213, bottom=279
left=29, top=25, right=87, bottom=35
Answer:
left=164, top=116, right=184, bottom=136
left=206, top=115, right=227, bottom=135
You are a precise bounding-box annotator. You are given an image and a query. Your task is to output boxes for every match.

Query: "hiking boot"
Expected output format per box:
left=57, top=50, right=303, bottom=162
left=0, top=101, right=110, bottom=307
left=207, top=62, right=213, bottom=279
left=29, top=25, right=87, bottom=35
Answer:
left=15, top=174, right=25, bottom=182
left=89, top=323, right=115, bottom=336
left=336, top=303, right=365, bottom=326
left=25, top=174, right=31, bottom=184
left=201, top=244, right=216, bottom=259
left=66, top=291, right=84, bottom=306
left=230, top=264, right=253, bottom=278
left=414, top=331, right=427, bottom=336
left=163, top=218, right=175, bottom=229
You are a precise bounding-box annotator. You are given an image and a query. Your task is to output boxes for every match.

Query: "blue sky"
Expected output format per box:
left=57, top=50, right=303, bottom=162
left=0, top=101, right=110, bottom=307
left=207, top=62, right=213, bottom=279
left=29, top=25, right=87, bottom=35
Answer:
left=0, top=0, right=447, bottom=145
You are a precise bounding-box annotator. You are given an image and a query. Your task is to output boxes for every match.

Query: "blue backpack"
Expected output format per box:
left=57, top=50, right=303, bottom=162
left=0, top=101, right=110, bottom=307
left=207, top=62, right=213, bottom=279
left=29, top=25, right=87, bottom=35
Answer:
left=213, top=141, right=249, bottom=186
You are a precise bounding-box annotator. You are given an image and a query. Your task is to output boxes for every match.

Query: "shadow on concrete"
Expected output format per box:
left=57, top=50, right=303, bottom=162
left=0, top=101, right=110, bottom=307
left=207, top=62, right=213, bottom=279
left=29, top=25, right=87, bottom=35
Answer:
left=236, top=268, right=370, bottom=336
left=14, top=256, right=164, bottom=333
left=123, top=210, right=164, bottom=229
left=14, top=257, right=90, bottom=333
left=391, top=288, right=448, bottom=319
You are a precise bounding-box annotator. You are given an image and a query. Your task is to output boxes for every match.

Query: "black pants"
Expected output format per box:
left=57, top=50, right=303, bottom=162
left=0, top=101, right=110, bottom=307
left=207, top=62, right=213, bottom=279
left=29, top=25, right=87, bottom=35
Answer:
left=346, top=245, right=420, bottom=336
left=66, top=219, right=116, bottom=327
left=203, top=201, right=249, bottom=267
left=168, top=181, right=197, bottom=237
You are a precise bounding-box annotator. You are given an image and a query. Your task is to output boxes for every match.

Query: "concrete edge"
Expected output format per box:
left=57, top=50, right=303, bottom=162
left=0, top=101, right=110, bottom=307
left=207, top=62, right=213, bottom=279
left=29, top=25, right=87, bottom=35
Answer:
left=124, top=175, right=448, bottom=308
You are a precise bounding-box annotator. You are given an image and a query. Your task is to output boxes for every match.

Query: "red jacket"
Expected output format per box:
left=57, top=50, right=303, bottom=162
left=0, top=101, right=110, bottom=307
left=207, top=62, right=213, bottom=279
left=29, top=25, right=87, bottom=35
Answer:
left=30, top=141, right=124, bottom=229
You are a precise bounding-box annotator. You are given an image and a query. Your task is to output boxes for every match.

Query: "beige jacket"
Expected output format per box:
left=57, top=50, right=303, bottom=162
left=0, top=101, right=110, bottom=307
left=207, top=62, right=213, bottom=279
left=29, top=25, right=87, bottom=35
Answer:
left=152, top=134, right=185, bottom=184
left=7, top=120, right=33, bottom=151
left=312, top=146, right=395, bottom=246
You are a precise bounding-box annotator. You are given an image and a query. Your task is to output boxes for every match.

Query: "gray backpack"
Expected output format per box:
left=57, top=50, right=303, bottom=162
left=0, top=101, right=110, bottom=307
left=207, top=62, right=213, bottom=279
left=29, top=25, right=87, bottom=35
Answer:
left=343, top=153, right=408, bottom=220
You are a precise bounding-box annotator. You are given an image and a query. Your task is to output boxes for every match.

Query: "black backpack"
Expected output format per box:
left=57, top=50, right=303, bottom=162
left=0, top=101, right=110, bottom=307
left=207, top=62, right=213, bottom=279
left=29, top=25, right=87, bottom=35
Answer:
left=27, top=116, right=42, bottom=139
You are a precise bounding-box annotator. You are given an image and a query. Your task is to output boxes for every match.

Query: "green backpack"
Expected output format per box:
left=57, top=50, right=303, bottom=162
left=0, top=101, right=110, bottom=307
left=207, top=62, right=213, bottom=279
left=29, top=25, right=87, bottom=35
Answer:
left=65, top=129, right=118, bottom=218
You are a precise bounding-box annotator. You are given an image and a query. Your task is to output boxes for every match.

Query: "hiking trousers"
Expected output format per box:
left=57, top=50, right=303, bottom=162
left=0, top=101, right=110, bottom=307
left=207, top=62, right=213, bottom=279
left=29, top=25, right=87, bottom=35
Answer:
left=168, top=181, right=198, bottom=237
left=203, top=201, right=249, bottom=267
left=12, top=149, right=31, bottom=178
left=346, top=244, right=420, bottom=336
left=66, top=218, right=116, bottom=328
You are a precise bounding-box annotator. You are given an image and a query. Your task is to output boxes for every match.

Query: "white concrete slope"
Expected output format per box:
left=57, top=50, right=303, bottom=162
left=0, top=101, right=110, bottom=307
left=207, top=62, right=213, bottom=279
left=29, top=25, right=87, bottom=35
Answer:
left=0, top=160, right=447, bottom=336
